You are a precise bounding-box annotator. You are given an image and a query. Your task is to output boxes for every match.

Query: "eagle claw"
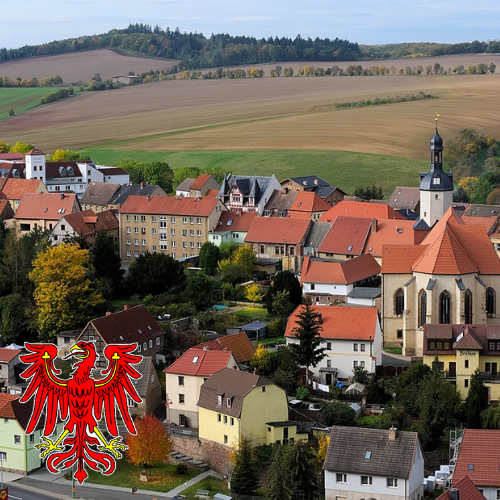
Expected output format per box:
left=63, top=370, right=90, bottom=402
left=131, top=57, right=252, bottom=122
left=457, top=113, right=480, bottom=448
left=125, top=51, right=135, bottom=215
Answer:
left=35, top=437, right=64, bottom=458
left=98, top=437, right=127, bottom=458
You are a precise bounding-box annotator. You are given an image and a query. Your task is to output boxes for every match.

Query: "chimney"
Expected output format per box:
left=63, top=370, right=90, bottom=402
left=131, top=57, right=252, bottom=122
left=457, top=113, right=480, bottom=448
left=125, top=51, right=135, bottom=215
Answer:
left=448, top=488, right=459, bottom=500
left=371, top=218, right=377, bottom=234
left=123, top=304, right=128, bottom=311
left=140, top=182, right=144, bottom=189
left=60, top=193, right=65, bottom=200
left=388, top=427, right=397, bottom=441
left=106, top=311, right=112, bottom=316
left=314, top=179, right=318, bottom=185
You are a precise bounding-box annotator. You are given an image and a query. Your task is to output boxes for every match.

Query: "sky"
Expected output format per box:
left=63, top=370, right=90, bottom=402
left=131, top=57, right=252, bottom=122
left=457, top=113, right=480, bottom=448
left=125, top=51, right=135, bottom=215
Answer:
left=2, top=0, right=500, bottom=50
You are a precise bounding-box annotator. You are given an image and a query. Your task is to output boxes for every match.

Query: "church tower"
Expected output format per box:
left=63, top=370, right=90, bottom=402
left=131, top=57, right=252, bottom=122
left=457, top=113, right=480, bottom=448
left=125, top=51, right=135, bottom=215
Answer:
left=418, top=117, right=453, bottom=228
left=25, top=147, right=46, bottom=184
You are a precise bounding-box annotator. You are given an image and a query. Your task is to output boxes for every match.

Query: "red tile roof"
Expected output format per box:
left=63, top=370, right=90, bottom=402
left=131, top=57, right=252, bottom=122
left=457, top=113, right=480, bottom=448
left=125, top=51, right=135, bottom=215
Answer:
left=0, top=348, right=21, bottom=363
left=319, top=201, right=405, bottom=223
left=437, top=476, right=485, bottom=500
left=84, top=305, right=163, bottom=345
left=289, top=191, right=330, bottom=214
left=120, top=195, right=220, bottom=217
left=285, top=305, right=379, bottom=340
left=61, top=209, right=118, bottom=239
left=214, top=211, right=257, bottom=232
left=363, top=219, right=428, bottom=257
left=0, top=153, right=24, bottom=160
left=245, top=217, right=310, bottom=245
left=204, top=189, right=219, bottom=198
left=453, top=327, right=484, bottom=350
left=462, top=215, right=499, bottom=234
left=0, top=394, right=43, bottom=431
left=15, top=192, right=79, bottom=221
left=301, top=254, right=380, bottom=285
left=195, top=333, right=255, bottom=364
left=381, top=245, right=427, bottom=274
left=164, top=348, right=233, bottom=376
left=190, top=174, right=212, bottom=190
left=0, top=178, right=45, bottom=200
left=317, top=216, right=371, bottom=256
left=453, top=429, right=500, bottom=487
left=26, top=148, right=45, bottom=156
left=388, top=186, right=420, bottom=211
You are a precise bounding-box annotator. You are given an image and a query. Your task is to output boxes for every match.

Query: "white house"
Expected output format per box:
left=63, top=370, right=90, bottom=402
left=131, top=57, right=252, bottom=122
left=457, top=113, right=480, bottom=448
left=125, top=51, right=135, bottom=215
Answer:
left=285, top=305, right=382, bottom=383
left=324, top=426, right=424, bottom=500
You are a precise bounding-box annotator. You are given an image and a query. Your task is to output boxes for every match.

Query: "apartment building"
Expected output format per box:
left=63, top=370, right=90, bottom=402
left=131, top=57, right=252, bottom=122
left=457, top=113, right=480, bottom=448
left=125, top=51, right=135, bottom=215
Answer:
left=119, top=195, right=226, bottom=263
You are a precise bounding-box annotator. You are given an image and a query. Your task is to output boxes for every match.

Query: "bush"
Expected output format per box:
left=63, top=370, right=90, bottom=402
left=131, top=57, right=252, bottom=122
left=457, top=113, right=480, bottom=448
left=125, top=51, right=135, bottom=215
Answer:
left=296, top=386, right=310, bottom=400
left=266, top=316, right=286, bottom=338
left=176, top=463, right=188, bottom=474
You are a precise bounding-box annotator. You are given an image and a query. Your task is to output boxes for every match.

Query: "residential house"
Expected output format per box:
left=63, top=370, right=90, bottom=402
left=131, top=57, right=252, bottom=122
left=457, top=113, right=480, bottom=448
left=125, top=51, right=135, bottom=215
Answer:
left=129, top=356, right=162, bottom=416
left=188, top=174, right=220, bottom=198
left=112, top=75, right=141, bottom=85
left=198, top=368, right=306, bottom=448
left=14, top=192, right=81, bottom=233
left=423, top=324, right=500, bottom=400
left=452, top=429, right=500, bottom=500
left=75, top=305, right=165, bottom=369
left=0, top=348, right=22, bottom=391
left=245, top=217, right=311, bottom=272
left=461, top=204, right=500, bottom=258
left=107, top=182, right=167, bottom=210
left=347, top=287, right=382, bottom=307
left=119, top=195, right=226, bottom=263
left=164, top=348, right=238, bottom=429
left=175, top=178, right=195, bottom=197
left=280, top=176, right=346, bottom=206
left=319, top=200, right=406, bottom=224
left=218, top=174, right=282, bottom=215
left=209, top=211, right=257, bottom=247
left=324, top=426, right=424, bottom=500
left=0, top=199, right=14, bottom=220
left=195, top=332, right=255, bottom=366
left=0, top=394, right=66, bottom=474
left=285, top=305, right=382, bottom=383
left=80, top=182, right=121, bottom=213
left=437, top=476, right=485, bottom=500
left=301, top=254, right=381, bottom=305
left=51, top=209, right=118, bottom=245
left=288, top=191, right=331, bottom=221
left=0, top=177, right=47, bottom=213
left=382, top=208, right=500, bottom=357
left=263, top=190, right=299, bottom=218
left=388, top=186, right=421, bottom=216
left=303, top=221, right=333, bottom=257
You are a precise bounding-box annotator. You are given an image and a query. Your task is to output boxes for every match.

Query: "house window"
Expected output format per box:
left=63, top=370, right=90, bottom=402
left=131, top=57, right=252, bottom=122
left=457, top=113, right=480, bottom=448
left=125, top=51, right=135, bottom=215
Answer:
left=0, top=452, right=6, bottom=461
left=218, top=395, right=223, bottom=405
left=149, top=339, right=153, bottom=348
left=126, top=227, right=131, bottom=234
left=465, top=379, right=469, bottom=388
left=182, top=229, right=187, bottom=236
left=14, top=435, right=21, bottom=444
left=141, top=216, right=146, bottom=222
left=134, top=239, right=139, bottom=246
left=178, top=376, right=184, bottom=386
left=361, top=476, right=372, bottom=485
left=126, top=251, right=132, bottom=257
left=360, top=344, right=365, bottom=352
left=224, top=435, right=228, bottom=445
left=489, top=341, right=500, bottom=351
left=126, top=239, right=131, bottom=245
left=395, top=288, right=404, bottom=316
left=142, top=239, right=146, bottom=246
left=230, top=417, right=234, bottom=426
left=134, top=227, right=139, bottom=233
left=152, top=246, right=157, bottom=253
left=397, top=330, right=403, bottom=339
left=179, top=394, right=185, bottom=404
left=197, top=217, right=201, bottom=224
left=327, top=359, right=331, bottom=368
left=189, top=230, right=195, bottom=236
left=224, top=416, right=227, bottom=424
left=487, top=288, right=496, bottom=317
left=189, top=218, right=194, bottom=224
left=134, top=215, right=139, bottom=222
left=360, top=361, right=365, bottom=368
left=354, top=361, right=358, bottom=368
left=197, top=230, right=202, bottom=237
left=326, top=342, right=331, bottom=350
left=387, top=478, right=398, bottom=488
left=182, top=217, right=187, bottom=224
left=126, top=215, right=131, bottom=221
left=353, top=343, right=358, bottom=351
left=156, top=337, right=161, bottom=345
left=218, top=414, right=221, bottom=422
left=260, top=245, right=265, bottom=254
left=311, top=283, right=315, bottom=291
left=440, top=291, right=451, bottom=324
left=171, top=229, right=176, bottom=236
left=143, top=342, right=147, bottom=350
left=151, top=216, right=157, bottom=223
left=30, top=434, right=34, bottom=444
left=336, top=473, right=347, bottom=483
left=464, top=289, right=473, bottom=324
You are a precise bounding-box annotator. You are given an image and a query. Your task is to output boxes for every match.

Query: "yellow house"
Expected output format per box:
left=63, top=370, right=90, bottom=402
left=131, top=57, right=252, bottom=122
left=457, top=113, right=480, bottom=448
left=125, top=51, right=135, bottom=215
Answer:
left=423, top=324, right=500, bottom=400
left=197, top=368, right=307, bottom=448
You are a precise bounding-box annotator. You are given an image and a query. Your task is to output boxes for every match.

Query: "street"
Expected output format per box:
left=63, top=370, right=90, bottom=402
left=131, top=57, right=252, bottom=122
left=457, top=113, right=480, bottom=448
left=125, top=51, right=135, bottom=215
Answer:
left=10, top=479, right=171, bottom=500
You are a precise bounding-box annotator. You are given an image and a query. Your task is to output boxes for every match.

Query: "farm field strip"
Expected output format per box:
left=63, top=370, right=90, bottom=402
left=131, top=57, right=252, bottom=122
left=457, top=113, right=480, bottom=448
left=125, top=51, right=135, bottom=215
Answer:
left=0, top=87, right=69, bottom=120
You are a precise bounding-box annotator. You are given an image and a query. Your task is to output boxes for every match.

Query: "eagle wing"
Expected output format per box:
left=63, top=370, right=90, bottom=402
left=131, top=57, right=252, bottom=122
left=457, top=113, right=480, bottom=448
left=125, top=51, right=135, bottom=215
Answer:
left=94, top=344, right=142, bottom=436
left=20, top=343, right=69, bottom=435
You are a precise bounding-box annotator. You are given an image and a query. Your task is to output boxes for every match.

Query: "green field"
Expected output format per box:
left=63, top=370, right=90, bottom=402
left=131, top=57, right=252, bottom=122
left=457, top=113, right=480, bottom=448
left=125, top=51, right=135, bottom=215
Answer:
left=77, top=148, right=427, bottom=196
left=0, top=88, right=73, bottom=121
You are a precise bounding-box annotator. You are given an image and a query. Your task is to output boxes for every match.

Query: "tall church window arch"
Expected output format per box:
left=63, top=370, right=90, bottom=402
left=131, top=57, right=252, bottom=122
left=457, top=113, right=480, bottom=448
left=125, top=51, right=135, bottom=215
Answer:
left=439, top=291, right=451, bottom=324
left=395, top=288, right=404, bottom=317
left=418, top=290, right=427, bottom=327
left=486, top=287, right=496, bottom=317
left=464, top=289, right=473, bottom=324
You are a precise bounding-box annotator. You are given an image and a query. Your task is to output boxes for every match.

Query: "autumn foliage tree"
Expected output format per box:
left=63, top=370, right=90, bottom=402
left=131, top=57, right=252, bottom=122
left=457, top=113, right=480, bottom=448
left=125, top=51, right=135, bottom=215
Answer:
left=29, top=243, right=105, bottom=340
left=125, top=414, right=173, bottom=476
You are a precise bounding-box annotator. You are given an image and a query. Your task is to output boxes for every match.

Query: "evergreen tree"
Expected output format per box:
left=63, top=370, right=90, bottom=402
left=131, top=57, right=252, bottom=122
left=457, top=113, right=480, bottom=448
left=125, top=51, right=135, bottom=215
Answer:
left=285, top=440, right=321, bottom=500
left=465, top=368, right=488, bottom=428
left=289, top=304, right=325, bottom=375
left=265, top=445, right=294, bottom=500
left=231, top=438, right=258, bottom=496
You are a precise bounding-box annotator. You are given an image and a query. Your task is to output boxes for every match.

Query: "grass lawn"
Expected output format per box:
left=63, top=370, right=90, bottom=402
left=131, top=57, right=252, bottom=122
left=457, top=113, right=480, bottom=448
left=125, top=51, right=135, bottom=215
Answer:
left=83, top=460, right=201, bottom=492
left=0, top=88, right=77, bottom=121
left=258, top=336, right=285, bottom=347
left=383, top=346, right=403, bottom=355
left=180, top=475, right=230, bottom=498
left=232, top=307, right=268, bottom=320
left=76, top=148, right=426, bottom=197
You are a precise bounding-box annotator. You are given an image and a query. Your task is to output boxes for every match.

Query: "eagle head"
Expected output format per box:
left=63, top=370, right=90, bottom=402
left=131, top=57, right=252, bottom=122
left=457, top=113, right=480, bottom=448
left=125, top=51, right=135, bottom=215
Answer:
left=68, top=341, right=97, bottom=368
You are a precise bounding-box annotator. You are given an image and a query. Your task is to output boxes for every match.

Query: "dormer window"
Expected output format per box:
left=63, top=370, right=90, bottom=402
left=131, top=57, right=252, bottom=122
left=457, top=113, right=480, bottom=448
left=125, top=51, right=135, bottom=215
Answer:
left=217, top=395, right=223, bottom=405
left=12, top=169, right=19, bottom=178
left=227, top=398, right=231, bottom=408
left=59, top=167, right=67, bottom=176
left=67, top=166, right=74, bottom=176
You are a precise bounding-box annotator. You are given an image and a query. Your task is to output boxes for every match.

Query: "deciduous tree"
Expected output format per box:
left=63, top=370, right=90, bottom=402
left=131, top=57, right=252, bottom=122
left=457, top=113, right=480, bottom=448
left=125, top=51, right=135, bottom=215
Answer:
left=125, top=414, right=172, bottom=476
left=29, top=243, right=105, bottom=340
left=199, top=242, right=221, bottom=275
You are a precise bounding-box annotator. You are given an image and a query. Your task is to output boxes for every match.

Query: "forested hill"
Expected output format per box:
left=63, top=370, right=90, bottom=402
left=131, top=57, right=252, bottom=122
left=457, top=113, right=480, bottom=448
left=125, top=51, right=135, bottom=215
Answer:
left=1, top=23, right=499, bottom=70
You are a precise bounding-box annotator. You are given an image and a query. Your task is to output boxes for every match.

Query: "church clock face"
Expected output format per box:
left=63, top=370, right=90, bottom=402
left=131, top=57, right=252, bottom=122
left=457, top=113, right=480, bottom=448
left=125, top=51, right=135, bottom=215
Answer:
left=433, top=177, right=441, bottom=185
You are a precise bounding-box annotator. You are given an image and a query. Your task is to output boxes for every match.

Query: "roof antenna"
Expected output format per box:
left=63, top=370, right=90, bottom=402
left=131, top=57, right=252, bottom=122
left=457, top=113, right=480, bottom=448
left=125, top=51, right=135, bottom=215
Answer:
left=435, top=112, right=439, bottom=132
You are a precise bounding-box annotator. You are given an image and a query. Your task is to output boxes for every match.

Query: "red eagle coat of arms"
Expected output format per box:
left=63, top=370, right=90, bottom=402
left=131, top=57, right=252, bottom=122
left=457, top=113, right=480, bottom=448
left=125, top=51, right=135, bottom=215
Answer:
left=20, top=341, right=142, bottom=483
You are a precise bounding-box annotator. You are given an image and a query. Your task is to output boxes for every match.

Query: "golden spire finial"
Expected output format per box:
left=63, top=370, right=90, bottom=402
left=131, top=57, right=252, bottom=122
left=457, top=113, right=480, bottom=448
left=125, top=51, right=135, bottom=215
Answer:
left=435, top=112, right=439, bottom=122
